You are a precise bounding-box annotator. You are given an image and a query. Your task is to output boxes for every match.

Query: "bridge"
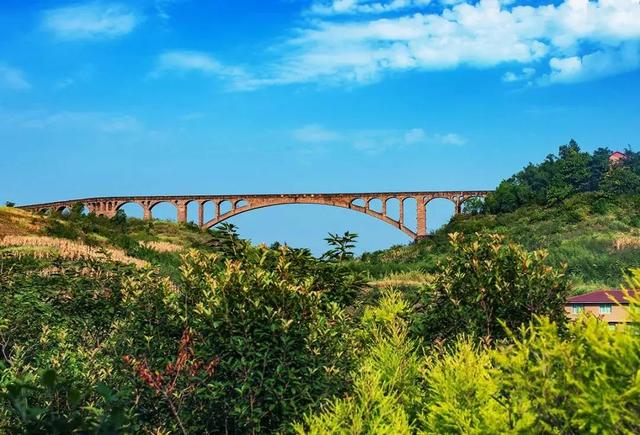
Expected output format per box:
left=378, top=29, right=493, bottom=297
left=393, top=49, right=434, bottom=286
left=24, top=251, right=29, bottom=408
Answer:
left=19, top=190, right=491, bottom=240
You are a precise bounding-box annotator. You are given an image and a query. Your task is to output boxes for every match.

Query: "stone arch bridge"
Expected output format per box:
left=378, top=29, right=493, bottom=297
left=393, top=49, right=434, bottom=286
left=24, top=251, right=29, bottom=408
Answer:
left=20, top=191, right=491, bottom=240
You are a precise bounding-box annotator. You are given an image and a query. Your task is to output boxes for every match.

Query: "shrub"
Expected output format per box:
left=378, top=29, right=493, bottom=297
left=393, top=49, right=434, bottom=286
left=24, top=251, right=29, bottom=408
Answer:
left=414, top=232, right=570, bottom=343
left=117, top=245, right=360, bottom=433
left=294, top=290, right=423, bottom=434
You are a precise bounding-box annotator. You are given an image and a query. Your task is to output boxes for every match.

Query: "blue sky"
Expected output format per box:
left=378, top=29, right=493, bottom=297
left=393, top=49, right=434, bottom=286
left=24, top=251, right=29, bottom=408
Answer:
left=1, top=0, right=639, bottom=254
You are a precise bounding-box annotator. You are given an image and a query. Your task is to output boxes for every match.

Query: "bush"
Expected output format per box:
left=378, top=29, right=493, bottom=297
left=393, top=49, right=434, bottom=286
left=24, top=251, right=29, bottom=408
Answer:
left=294, top=290, right=422, bottom=434
left=414, top=232, right=570, bottom=343
left=116, top=245, right=361, bottom=433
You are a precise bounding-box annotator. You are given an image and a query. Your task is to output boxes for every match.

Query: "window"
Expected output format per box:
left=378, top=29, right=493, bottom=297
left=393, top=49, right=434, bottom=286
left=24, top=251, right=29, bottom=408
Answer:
left=572, top=305, right=584, bottom=315
left=600, top=304, right=612, bottom=314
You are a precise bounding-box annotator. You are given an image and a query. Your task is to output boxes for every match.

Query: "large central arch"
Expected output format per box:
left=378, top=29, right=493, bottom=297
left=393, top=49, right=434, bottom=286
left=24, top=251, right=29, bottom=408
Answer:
left=202, top=197, right=418, bottom=239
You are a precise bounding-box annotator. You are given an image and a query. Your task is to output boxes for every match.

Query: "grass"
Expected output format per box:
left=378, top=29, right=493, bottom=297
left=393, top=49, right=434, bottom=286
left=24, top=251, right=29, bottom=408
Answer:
left=361, top=193, right=640, bottom=293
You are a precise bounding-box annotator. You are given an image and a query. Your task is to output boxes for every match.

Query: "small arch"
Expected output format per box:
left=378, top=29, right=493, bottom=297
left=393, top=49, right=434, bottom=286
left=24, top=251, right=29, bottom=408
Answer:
left=385, top=198, right=401, bottom=221
left=186, top=200, right=199, bottom=224
left=402, top=197, right=417, bottom=232
left=351, top=198, right=366, bottom=208
left=150, top=201, right=178, bottom=221
left=57, top=206, right=71, bottom=217
left=117, top=202, right=145, bottom=219
left=219, top=200, right=232, bottom=215
left=202, top=200, right=216, bottom=222
left=235, top=199, right=249, bottom=209
left=426, top=197, right=456, bottom=234
left=461, top=196, right=485, bottom=215
left=368, top=198, right=383, bottom=213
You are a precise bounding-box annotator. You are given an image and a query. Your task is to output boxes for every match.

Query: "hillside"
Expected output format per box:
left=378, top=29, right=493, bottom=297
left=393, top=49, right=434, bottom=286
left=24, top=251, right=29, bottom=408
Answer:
left=2, top=197, right=640, bottom=432
left=0, top=206, right=214, bottom=279
left=361, top=193, right=640, bottom=292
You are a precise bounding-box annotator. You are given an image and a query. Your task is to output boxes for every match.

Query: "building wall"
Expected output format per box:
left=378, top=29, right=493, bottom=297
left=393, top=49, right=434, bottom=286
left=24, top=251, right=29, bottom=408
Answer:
left=565, top=303, right=629, bottom=324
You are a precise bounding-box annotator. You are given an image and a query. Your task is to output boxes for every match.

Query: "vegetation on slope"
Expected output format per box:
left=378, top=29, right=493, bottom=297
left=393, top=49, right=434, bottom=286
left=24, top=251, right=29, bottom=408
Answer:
left=362, top=142, right=640, bottom=292
left=1, top=207, right=639, bottom=433
left=2, top=140, right=640, bottom=433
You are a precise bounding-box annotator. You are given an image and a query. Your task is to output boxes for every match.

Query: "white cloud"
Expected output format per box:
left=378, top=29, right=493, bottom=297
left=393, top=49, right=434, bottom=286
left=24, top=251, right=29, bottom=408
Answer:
left=434, top=132, right=466, bottom=145
left=309, top=0, right=433, bottom=15
left=502, top=66, right=535, bottom=82
left=240, top=0, right=640, bottom=88
left=292, top=124, right=343, bottom=142
left=542, top=42, right=640, bottom=84
left=42, top=2, right=140, bottom=40
left=153, top=50, right=252, bottom=88
left=0, top=64, right=31, bottom=90
left=4, top=110, right=142, bottom=133
left=154, top=0, right=640, bottom=89
left=291, top=124, right=465, bottom=152
left=155, top=0, right=186, bottom=20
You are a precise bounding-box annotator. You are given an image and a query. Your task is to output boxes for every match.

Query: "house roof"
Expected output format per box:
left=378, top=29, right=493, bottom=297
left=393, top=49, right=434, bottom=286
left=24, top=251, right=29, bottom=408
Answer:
left=567, top=290, right=636, bottom=305
left=609, top=151, right=626, bottom=160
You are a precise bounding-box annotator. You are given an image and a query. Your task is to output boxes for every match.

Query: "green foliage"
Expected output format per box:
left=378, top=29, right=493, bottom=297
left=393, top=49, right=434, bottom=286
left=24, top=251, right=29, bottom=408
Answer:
left=207, top=222, right=248, bottom=259
left=420, top=339, right=508, bottom=433
left=299, top=272, right=640, bottom=434
left=2, top=369, right=127, bottom=434
left=295, top=290, right=423, bottom=434
left=485, top=140, right=640, bottom=213
left=361, top=192, right=640, bottom=291
left=323, top=231, right=359, bottom=262
left=4, top=201, right=15, bottom=207
left=414, top=232, right=570, bottom=343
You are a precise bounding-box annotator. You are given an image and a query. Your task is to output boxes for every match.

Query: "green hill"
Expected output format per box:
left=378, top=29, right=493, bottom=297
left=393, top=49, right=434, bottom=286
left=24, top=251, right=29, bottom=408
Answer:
left=361, top=141, right=640, bottom=293
left=361, top=192, right=640, bottom=292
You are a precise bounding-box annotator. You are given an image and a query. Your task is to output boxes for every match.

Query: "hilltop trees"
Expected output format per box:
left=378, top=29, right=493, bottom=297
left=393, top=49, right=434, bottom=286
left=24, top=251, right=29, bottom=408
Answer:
left=485, top=140, right=640, bottom=213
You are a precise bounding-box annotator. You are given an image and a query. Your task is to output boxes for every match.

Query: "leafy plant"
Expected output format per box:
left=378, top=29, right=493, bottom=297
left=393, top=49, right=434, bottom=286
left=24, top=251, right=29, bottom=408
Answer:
left=323, top=231, right=358, bottom=262
left=414, top=232, right=570, bottom=343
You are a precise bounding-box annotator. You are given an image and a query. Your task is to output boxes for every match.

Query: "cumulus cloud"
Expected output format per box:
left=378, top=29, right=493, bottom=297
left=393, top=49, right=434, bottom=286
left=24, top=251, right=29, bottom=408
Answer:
left=0, top=64, right=31, bottom=90
left=542, top=42, right=640, bottom=84
left=157, top=0, right=640, bottom=89
left=42, top=2, right=140, bottom=40
left=291, top=124, right=465, bottom=152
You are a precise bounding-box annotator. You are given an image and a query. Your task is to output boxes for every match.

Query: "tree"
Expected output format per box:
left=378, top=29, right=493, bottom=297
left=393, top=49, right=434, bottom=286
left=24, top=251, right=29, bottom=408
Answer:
left=413, top=232, right=570, bottom=343
left=461, top=197, right=485, bottom=215
left=4, top=201, right=15, bottom=207
left=323, top=231, right=358, bottom=262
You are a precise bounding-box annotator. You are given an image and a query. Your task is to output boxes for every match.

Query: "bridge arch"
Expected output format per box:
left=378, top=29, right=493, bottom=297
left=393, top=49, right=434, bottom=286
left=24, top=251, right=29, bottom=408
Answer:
left=150, top=201, right=178, bottom=221
left=202, top=199, right=418, bottom=239
left=116, top=201, right=145, bottom=219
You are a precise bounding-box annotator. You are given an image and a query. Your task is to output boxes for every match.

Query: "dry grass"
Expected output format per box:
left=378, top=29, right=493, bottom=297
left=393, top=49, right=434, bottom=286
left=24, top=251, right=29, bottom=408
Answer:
left=0, top=235, right=148, bottom=268
left=140, top=240, right=184, bottom=253
left=0, top=207, right=46, bottom=237
left=369, top=270, right=433, bottom=289
left=612, top=235, right=640, bottom=251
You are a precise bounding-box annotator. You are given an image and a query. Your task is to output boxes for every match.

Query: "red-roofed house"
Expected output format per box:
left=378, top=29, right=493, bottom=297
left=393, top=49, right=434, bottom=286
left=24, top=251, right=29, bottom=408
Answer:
left=609, top=151, right=627, bottom=165
left=565, top=290, right=636, bottom=329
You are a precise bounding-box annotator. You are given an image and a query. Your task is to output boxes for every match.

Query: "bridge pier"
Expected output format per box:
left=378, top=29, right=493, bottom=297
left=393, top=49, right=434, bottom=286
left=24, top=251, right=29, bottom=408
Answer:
left=416, top=200, right=426, bottom=238
left=177, top=201, right=188, bottom=223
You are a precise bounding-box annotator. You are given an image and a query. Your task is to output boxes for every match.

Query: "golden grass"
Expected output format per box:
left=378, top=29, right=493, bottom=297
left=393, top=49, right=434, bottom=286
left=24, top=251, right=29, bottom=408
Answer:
left=369, top=270, right=433, bottom=288
left=0, top=207, right=46, bottom=237
left=612, top=235, right=640, bottom=251
left=140, top=240, right=184, bottom=253
left=0, top=235, right=148, bottom=268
